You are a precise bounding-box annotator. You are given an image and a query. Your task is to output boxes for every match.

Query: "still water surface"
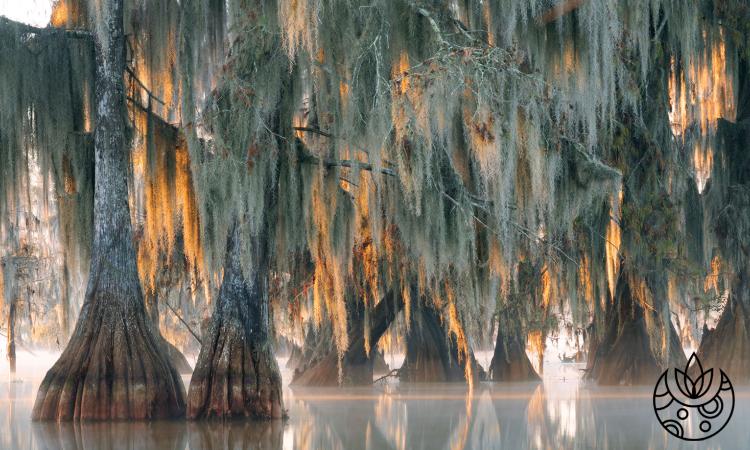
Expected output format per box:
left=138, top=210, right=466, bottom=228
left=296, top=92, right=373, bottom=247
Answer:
left=0, top=352, right=747, bottom=449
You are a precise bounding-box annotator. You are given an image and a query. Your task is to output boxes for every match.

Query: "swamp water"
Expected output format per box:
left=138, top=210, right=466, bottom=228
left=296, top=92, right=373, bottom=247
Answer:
left=0, top=351, right=748, bottom=449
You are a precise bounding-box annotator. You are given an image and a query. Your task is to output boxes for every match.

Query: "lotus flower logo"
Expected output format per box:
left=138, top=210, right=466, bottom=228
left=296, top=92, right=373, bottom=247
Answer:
left=653, top=353, right=734, bottom=441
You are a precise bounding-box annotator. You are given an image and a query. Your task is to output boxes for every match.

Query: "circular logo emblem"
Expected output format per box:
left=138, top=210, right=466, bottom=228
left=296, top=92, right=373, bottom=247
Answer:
left=653, top=353, right=734, bottom=441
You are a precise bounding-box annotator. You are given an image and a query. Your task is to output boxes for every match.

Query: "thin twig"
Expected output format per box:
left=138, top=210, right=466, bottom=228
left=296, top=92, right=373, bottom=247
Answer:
left=300, top=155, right=398, bottom=178
left=165, top=301, right=203, bottom=345
left=373, top=368, right=400, bottom=384
left=0, top=332, right=39, bottom=357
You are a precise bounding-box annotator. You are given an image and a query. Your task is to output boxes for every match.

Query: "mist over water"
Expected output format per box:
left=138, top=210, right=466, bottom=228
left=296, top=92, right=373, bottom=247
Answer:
left=1, top=350, right=748, bottom=449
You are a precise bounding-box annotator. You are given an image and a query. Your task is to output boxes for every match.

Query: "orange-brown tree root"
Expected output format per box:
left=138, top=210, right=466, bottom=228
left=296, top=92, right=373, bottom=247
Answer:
left=292, top=291, right=403, bottom=386
left=587, top=274, right=686, bottom=385
left=400, top=302, right=483, bottom=383
left=31, top=277, right=187, bottom=420
left=490, top=325, right=540, bottom=382
left=186, top=225, right=284, bottom=419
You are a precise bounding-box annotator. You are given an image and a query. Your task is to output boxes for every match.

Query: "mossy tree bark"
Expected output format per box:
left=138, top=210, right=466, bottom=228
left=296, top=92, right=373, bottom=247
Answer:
left=31, top=0, right=186, bottom=420
left=587, top=269, right=686, bottom=385
left=490, top=321, right=540, bottom=382
left=186, top=221, right=284, bottom=419
left=291, top=290, right=403, bottom=386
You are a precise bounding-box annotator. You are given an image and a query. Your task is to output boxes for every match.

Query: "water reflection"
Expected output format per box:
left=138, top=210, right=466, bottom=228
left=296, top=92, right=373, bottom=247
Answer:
left=2, top=354, right=750, bottom=449
left=32, top=422, right=187, bottom=450
left=186, top=421, right=283, bottom=450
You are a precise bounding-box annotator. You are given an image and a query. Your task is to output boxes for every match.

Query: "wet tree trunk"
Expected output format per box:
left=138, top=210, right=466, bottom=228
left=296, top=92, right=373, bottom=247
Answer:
left=7, top=299, right=16, bottom=373
left=588, top=270, right=686, bottom=385
left=695, top=270, right=750, bottom=381
left=400, top=301, right=481, bottom=384
left=490, top=321, right=540, bottom=382
left=291, top=290, right=403, bottom=386
left=31, top=0, right=186, bottom=420
left=186, top=221, right=284, bottom=419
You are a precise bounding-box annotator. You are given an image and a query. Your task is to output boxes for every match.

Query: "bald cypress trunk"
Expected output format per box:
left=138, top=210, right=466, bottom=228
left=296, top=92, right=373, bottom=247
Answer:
left=490, top=323, right=540, bottom=382
left=31, top=0, right=186, bottom=420
left=587, top=269, right=686, bottom=385
left=400, top=301, right=482, bottom=384
left=291, top=290, right=403, bottom=386
left=146, top=290, right=193, bottom=375
left=186, top=222, right=283, bottom=419
left=695, top=271, right=750, bottom=382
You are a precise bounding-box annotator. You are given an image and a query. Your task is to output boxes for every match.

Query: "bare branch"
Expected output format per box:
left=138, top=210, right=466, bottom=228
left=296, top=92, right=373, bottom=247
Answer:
left=126, top=67, right=166, bottom=106
left=165, top=301, right=203, bottom=346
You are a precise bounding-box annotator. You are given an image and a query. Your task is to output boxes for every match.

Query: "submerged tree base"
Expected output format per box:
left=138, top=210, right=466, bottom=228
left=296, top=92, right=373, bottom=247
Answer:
left=292, top=292, right=402, bottom=386
left=490, top=325, right=540, bottom=382
left=186, top=225, right=283, bottom=420
left=587, top=272, right=686, bottom=385
left=31, top=285, right=186, bottom=420
left=400, top=303, right=482, bottom=384
left=695, top=296, right=750, bottom=382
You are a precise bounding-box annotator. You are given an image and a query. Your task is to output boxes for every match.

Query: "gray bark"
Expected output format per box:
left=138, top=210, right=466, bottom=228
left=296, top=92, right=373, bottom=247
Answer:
left=31, top=0, right=186, bottom=420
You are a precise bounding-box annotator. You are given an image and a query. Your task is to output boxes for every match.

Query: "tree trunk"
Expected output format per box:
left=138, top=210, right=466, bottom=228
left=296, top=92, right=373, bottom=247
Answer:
left=7, top=299, right=16, bottom=373
left=400, top=301, right=481, bottom=383
left=291, top=290, right=403, bottom=386
left=147, top=289, right=193, bottom=374
left=490, top=322, right=540, bottom=382
left=186, top=222, right=284, bottom=419
left=285, top=322, right=318, bottom=372
left=584, top=320, right=601, bottom=378
left=694, top=270, right=750, bottom=382
left=31, top=0, right=186, bottom=420
left=589, top=270, right=686, bottom=385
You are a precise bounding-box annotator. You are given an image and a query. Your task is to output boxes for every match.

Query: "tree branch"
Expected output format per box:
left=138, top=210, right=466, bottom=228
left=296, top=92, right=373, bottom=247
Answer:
left=126, top=67, right=166, bottom=106
left=165, top=301, right=203, bottom=346
left=293, top=127, right=333, bottom=138
left=299, top=154, right=398, bottom=178
left=0, top=331, right=39, bottom=357
left=0, top=17, right=92, bottom=39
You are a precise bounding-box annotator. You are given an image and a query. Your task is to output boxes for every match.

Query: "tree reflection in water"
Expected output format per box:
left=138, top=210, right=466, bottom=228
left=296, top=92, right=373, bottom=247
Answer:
left=32, top=421, right=187, bottom=450
left=6, top=360, right=750, bottom=449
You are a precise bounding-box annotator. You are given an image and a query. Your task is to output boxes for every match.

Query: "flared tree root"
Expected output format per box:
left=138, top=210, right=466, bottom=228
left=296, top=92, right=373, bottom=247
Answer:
left=695, top=294, right=750, bottom=382
left=400, top=304, right=483, bottom=384
left=31, top=286, right=187, bottom=420
left=586, top=274, right=686, bottom=385
left=186, top=225, right=283, bottom=419
left=489, top=325, right=541, bottom=382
